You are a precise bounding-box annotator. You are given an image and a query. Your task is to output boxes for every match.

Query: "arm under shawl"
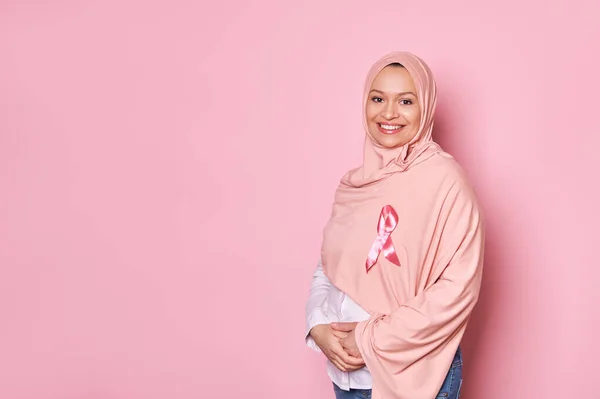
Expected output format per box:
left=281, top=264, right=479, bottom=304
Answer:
left=354, top=186, right=484, bottom=396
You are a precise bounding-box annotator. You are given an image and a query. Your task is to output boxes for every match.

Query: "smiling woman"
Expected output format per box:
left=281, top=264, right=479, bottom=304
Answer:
left=304, top=52, right=484, bottom=399
left=365, top=63, right=422, bottom=149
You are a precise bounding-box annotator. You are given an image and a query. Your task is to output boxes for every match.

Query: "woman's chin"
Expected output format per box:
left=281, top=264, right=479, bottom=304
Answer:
left=372, top=134, right=410, bottom=149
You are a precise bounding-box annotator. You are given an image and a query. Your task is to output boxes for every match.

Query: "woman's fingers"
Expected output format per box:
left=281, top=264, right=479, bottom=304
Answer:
left=327, top=351, right=349, bottom=372
left=330, top=322, right=359, bottom=332
left=331, top=341, right=364, bottom=366
left=330, top=351, right=364, bottom=372
left=332, top=330, right=349, bottom=340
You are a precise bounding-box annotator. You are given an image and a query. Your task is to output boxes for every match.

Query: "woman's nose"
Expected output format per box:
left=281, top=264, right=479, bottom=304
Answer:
left=382, top=103, right=399, bottom=119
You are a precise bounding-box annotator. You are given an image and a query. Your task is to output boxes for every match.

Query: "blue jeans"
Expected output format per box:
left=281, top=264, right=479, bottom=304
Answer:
left=333, top=347, right=463, bottom=399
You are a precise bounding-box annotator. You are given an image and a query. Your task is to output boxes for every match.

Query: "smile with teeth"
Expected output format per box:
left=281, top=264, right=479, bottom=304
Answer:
left=378, top=123, right=405, bottom=134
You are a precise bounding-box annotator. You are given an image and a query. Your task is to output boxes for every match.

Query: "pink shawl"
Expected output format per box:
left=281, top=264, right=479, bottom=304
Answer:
left=320, top=51, right=484, bottom=399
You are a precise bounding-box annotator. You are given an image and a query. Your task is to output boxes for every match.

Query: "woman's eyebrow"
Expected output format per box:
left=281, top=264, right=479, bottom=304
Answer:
left=369, top=89, right=417, bottom=96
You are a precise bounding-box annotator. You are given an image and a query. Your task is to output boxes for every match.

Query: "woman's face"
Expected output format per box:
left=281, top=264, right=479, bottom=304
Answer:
left=365, top=65, right=421, bottom=149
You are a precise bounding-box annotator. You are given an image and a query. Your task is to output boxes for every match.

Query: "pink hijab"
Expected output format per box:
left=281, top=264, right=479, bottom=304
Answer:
left=321, top=52, right=484, bottom=399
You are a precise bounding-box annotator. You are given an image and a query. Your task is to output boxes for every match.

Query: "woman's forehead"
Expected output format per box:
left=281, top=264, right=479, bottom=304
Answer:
left=370, top=66, right=417, bottom=93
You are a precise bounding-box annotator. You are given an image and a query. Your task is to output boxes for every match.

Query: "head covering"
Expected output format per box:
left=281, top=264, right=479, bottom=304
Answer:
left=320, top=51, right=484, bottom=399
left=342, top=51, right=441, bottom=186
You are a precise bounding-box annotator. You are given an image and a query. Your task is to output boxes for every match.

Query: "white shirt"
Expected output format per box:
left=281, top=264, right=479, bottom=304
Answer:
left=305, top=259, right=373, bottom=390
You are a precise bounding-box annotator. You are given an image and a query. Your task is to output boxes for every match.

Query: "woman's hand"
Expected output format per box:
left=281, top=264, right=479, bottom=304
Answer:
left=331, top=322, right=362, bottom=358
left=309, top=324, right=365, bottom=372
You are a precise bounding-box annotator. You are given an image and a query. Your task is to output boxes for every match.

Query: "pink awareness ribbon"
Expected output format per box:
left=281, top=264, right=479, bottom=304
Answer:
left=365, top=205, right=401, bottom=272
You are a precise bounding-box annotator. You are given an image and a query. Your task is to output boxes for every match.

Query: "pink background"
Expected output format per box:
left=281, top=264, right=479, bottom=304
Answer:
left=1, top=1, right=598, bottom=398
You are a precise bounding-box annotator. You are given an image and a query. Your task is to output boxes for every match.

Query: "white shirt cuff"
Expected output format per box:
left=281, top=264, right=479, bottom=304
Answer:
left=305, top=309, right=329, bottom=352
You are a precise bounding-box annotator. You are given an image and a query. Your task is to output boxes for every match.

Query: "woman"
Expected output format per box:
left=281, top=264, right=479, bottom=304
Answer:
left=304, top=51, right=484, bottom=399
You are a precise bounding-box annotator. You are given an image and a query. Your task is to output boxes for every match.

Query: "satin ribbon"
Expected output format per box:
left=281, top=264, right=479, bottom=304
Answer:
left=365, top=205, right=401, bottom=272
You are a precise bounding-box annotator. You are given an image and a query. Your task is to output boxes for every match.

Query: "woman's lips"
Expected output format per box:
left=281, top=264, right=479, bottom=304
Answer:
left=377, top=123, right=405, bottom=135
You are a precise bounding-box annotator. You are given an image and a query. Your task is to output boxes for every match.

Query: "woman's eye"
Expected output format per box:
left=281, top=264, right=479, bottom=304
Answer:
left=400, top=99, right=412, bottom=105
left=372, top=97, right=383, bottom=103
